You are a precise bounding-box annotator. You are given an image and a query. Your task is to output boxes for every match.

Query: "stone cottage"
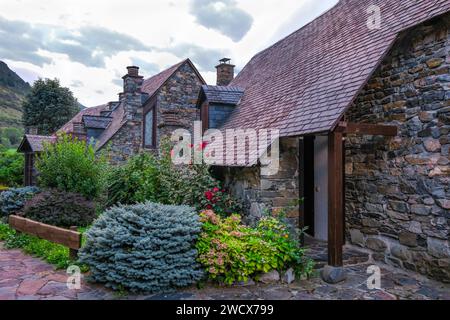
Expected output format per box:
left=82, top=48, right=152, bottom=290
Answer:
left=18, top=0, right=450, bottom=283
left=19, top=58, right=206, bottom=165
left=196, top=0, right=450, bottom=282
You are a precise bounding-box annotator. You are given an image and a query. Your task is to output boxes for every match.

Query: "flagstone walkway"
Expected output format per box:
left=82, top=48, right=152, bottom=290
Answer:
left=0, top=241, right=449, bottom=300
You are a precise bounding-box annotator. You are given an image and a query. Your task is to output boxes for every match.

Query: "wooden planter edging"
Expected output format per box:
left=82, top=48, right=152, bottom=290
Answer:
left=8, top=215, right=82, bottom=259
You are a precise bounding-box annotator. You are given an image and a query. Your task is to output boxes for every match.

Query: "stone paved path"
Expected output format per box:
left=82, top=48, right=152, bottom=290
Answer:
left=1, top=241, right=449, bottom=300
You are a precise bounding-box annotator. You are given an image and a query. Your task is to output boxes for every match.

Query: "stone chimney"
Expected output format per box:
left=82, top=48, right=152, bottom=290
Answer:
left=121, top=66, right=144, bottom=121
left=26, top=127, right=38, bottom=135
left=216, top=58, right=235, bottom=86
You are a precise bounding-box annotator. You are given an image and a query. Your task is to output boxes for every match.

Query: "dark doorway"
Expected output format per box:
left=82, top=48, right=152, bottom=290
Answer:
left=299, top=136, right=315, bottom=237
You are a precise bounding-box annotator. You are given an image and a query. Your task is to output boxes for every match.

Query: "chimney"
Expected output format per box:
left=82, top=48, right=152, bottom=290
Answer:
left=26, top=127, right=38, bottom=135
left=216, top=58, right=235, bottom=86
left=123, top=66, right=144, bottom=95
left=121, top=66, right=144, bottom=121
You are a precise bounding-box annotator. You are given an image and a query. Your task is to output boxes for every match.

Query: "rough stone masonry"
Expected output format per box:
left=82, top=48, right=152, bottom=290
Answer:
left=345, top=15, right=450, bottom=282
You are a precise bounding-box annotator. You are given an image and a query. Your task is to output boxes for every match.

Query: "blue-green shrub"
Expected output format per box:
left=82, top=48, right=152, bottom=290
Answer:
left=79, top=202, right=203, bottom=293
left=0, top=186, right=40, bottom=218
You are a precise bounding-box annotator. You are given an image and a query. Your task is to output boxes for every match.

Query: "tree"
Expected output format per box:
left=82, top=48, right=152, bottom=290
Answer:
left=22, top=78, right=80, bottom=135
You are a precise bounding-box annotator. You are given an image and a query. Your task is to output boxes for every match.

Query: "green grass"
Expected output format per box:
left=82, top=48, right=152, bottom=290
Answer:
left=0, top=222, right=89, bottom=272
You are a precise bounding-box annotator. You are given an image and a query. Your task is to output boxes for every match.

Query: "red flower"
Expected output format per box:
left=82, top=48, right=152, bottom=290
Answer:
left=206, top=204, right=213, bottom=210
left=213, top=187, right=220, bottom=193
left=197, top=141, right=209, bottom=151
left=205, top=191, right=214, bottom=200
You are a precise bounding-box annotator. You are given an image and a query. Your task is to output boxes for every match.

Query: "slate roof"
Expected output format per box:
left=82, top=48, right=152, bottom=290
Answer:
left=94, top=102, right=126, bottom=150
left=221, top=0, right=450, bottom=137
left=82, top=115, right=113, bottom=129
left=59, top=104, right=108, bottom=134
left=201, top=85, right=244, bottom=105
left=17, top=135, right=57, bottom=153
left=141, top=59, right=205, bottom=98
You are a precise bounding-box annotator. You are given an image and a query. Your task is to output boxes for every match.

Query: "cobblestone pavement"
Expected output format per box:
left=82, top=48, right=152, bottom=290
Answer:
left=1, top=241, right=449, bottom=300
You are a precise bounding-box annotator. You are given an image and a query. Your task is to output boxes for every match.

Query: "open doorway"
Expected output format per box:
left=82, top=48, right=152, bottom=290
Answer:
left=299, top=135, right=329, bottom=241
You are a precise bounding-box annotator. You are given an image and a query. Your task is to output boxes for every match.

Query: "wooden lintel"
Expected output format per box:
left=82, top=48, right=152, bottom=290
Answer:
left=338, top=122, right=398, bottom=136
left=328, top=130, right=344, bottom=267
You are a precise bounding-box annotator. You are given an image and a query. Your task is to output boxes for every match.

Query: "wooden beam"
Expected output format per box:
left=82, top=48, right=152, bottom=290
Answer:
left=338, top=122, right=398, bottom=136
left=9, top=215, right=82, bottom=250
left=328, top=131, right=344, bottom=267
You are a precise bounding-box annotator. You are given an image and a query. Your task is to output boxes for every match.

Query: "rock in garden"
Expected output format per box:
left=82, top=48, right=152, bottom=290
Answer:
left=320, top=265, right=347, bottom=284
left=259, top=270, right=280, bottom=283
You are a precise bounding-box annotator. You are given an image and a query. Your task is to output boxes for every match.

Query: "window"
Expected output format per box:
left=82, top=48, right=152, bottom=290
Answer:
left=144, top=107, right=155, bottom=147
left=201, top=101, right=209, bottom=133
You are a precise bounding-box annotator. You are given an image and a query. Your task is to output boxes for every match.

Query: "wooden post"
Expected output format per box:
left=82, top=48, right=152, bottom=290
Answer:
left=328, top=130, right=344, bottom=267
left=69, top=226, right=79, bottom=260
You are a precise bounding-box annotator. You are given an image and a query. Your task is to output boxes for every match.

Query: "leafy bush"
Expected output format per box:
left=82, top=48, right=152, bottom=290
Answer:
left=196, top=210, right=313, bottom=285
left=22, top=189, right=96, bottom=228
left=0, top=222, right=88, bottom=270
left=106, top=152, right=159, bottom=207
left=79, top=202, right=203, bottom=293
left=0, top=149, right=24, bottom=187
left=106, top=138, right=241, bottom=214
left=0, top=186, right=39, bottom=218
left=36, top=133, right=108, bottom=199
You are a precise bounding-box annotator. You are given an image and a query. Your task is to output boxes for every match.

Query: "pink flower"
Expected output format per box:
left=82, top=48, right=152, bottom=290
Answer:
left=209, top=267, right=217, bottom=274
left=213, top=187, right=220, bottom=193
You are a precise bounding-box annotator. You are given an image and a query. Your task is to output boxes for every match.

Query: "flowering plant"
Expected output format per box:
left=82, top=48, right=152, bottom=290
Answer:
left=201, top=187, right=241, bottom=216
left=196, top=210, right=313, bottom=285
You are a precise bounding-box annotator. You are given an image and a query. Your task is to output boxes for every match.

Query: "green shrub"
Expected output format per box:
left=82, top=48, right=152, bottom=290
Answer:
left=79, top=202, right=203, bottom=293
left=106, top=152, right=159, bottom=207
left=0, top=149, right=24, bottom=187
left=22, top=189, right=96, bottom=228
left=0, top=186, right=40, bottom=218
left=0, top=222, right=88, bottom=270
left=196, top=210, right=313, bottom=285
left=106, top=138, right=241, bottom=214
left=0, top=127, right=24, bottom=149
left=36, top=133, right=108, bottom=199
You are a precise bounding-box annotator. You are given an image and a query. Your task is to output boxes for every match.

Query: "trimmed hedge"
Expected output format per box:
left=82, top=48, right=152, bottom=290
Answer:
left=22, top=189, right=96, bottom=228
left=79, top=202, right=203, bottom=293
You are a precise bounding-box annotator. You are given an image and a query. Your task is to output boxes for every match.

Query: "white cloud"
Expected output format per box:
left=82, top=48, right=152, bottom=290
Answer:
left=0, top=0, right=337, bottom=106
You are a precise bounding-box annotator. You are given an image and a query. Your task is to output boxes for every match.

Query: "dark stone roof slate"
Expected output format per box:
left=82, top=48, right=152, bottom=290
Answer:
left=82, top=115, right=113, bottom=129
left=202, top=85, right=244, bottom=105
left=17, top=135, right=57, bottom=153
left=221, top=0, right=450, bottom=137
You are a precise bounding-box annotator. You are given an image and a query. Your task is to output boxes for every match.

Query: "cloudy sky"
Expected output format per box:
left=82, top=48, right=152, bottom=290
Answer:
left=0, top=0, right=338, bottom=106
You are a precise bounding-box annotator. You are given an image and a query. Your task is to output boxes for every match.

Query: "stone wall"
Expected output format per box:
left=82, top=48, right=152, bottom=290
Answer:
left=105, top=61, right=203, bottom=163
left=344, top=15, right=450, bottom=282
left=156, top=62, right=203, bottom=148
left=220, top=137, right=300, bottom=227
left=106, top=120, right=144, bottom=164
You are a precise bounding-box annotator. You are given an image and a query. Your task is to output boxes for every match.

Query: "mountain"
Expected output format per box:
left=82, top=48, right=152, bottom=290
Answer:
left=0, top=61, right=31, bottom=128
